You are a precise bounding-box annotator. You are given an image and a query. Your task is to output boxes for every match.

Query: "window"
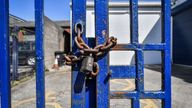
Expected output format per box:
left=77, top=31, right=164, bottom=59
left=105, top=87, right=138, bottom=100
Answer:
left=18, top=42, right=30, bottom=51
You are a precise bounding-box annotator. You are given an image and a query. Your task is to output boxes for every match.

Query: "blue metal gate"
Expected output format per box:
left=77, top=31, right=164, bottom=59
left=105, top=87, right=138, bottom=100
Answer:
left=0, top=0, right=171, bottom=108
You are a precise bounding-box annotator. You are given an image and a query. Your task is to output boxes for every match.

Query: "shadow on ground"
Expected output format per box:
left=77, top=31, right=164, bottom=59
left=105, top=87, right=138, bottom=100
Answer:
left=145, top=64, right=192, bottom=83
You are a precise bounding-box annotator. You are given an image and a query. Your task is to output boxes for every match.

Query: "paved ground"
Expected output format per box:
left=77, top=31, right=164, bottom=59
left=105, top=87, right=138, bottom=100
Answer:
left=11, top=65, right=192, bottom=108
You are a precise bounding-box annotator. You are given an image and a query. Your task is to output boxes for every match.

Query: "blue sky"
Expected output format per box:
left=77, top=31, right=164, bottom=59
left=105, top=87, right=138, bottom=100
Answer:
left=10, top=0, right=70, bottom=21
left=10, top=0, right=159, bottom=21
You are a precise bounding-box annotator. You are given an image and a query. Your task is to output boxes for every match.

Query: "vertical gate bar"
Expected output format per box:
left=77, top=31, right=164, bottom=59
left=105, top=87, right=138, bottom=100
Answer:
left=95, top=0, right=109, bottom=107
left=86, top=39, right=96, bottom=108
left=72, top=0, right=86, bottom=107
left=0, top=0, right=11, bottom=108
left=130, top=0, right=138, bottom=44
left=132, top=49, right=144, bottom=108
left=35, top=0, right=45, bottom=107
left=136, top=49, right=144, bottom=92
left=130, top=0, right=140, bottom=107
left=85, top=79, right=96, bottom=108
left=161, top=0, right=171, bottom=108
left=131, top=99, right=140, bottom=108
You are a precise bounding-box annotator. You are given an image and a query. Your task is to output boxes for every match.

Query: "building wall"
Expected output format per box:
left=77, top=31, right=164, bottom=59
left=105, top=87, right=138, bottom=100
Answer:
left=44, top=16, right=63, bottom=70
left=85, top=2, right=162, bottom=65
left=173, top=7, right=192, bottom=66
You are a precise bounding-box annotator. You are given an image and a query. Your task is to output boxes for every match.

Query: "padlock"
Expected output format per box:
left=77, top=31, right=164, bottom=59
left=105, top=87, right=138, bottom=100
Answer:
left=80, top=55, right=94, bottom=74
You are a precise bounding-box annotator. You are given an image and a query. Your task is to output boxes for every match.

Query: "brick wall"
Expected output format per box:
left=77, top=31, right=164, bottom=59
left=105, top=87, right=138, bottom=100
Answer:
left=44, top=16, right=63, bottom=70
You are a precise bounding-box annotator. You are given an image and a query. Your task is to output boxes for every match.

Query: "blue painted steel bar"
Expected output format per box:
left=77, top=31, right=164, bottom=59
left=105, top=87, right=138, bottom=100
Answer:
left=162, top=0, right=171, bottom=108
left=110, top=91, right=165, bottom=99
left=35, top=0, right=45, bottom=107
left=135, top=49, right=144, bottom=92
left=95, top=0, right=110, bottom=107
left=130, top=0, right=140, bottom=107
left=132, top=49, right=144, bottom=108
left=72, top=0, right=87, bottom=107
left=130, top=0, right=138, bottom=44
left=138, top=44, right=165, bottom=50
left=85, top=79, right=96, bottom=108
left=112, top=44, right=165, bottom=51
left=86, top=38, right=96, bottom=108
left=0, top=0, right=11, bottom=107
left=110, top=65, right=136, bottom=79
left=132, top=99, right=140, bottom=108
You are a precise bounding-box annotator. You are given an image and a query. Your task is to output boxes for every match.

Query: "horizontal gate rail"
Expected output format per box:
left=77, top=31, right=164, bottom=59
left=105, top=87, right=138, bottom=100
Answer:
left=112, top=44, right=165, bottom=51
left=110, top=65, right=136, bottom=79
left=110, top=91, right=165, bottom=99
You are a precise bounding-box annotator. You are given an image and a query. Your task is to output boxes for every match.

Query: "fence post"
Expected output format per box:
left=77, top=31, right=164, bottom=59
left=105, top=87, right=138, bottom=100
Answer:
left=71, top=0, right=87, bottom=107
left=35, top=0, right=45, bottom=108
left=0, top=0, right=11, bottom=108
left=162, top=0, right=171, bottom=108
left=95, top=0, right=110, bottom=107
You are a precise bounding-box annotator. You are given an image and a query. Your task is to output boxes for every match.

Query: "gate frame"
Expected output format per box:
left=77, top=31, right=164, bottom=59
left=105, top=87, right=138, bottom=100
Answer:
left=72, top=0, right=171, bottom=108
left=0, top=0, right=171, bottom=108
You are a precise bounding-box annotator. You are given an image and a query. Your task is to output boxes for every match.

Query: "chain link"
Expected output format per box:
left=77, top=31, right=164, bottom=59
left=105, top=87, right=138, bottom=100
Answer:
left=64, top=27, right=117, bottom=76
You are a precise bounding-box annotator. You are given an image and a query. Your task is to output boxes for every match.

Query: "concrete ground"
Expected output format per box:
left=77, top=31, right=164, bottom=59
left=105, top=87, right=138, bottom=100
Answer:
left=11, top=65, right=192, bottom=108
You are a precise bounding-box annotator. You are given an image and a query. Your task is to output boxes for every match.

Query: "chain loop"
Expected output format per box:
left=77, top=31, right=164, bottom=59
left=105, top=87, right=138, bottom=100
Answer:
left=91, top=62, right=99, bottom=76
left=64, top=26, right=117, bottom=77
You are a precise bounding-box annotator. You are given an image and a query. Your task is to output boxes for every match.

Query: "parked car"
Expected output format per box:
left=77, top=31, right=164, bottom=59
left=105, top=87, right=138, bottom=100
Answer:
left=10, top=41, right=35, bottom=66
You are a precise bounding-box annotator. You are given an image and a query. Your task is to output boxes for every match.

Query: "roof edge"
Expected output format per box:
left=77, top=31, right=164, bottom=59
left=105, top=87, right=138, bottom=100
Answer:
left=172, top=1, right=192, bottom=16
left=70, top=1, right=161, bottom=7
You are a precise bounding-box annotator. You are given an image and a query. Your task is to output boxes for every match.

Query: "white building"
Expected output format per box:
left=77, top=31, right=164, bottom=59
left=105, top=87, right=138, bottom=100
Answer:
left=71, top=1, right=162, bottom=65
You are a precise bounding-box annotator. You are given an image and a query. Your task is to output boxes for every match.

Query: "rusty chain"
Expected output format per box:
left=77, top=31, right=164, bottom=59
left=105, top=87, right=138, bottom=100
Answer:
left=64, top=26, right=117, bottom=76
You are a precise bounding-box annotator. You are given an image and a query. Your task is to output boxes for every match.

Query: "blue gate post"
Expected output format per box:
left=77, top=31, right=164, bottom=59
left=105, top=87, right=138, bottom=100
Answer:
left=162, top=0, right=171, bottom=108
left=130, top=0, right=141, bottom=107
left=35, top=0, right=45, bottom=108
left=72, top=0, right=87, bottom=107
left=95, top=0, right=110, bottom=107
left=0, top=0, right=11, bottom=108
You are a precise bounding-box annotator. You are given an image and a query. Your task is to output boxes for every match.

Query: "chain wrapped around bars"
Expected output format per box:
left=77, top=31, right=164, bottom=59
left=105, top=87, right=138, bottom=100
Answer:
left=64, top=27, right=117, bottom=76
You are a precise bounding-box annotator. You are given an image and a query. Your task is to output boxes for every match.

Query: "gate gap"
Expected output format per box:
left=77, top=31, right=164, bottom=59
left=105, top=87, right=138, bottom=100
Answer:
left=44, top=0, right=71, bottom=107
left=144, top=51, right=162, bottom=91
left=110, top=51, right=135, bottom=65
left=86, top=1, right=95, bottom=38
left=110, top=99, right=131, bottom=108
left=140, top=99, right=162, bottom=108
left=138, top=0, right=162, bottom=44
left=109, top=0, right=130, bottom=44
left=9, top=1, right=37, bottom=108
left=110, top=79, right=135, bottom=91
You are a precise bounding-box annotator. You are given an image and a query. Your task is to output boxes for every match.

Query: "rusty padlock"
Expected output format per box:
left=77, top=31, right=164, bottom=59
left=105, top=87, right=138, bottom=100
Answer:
left=80, top=55, right=94, bottom=74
